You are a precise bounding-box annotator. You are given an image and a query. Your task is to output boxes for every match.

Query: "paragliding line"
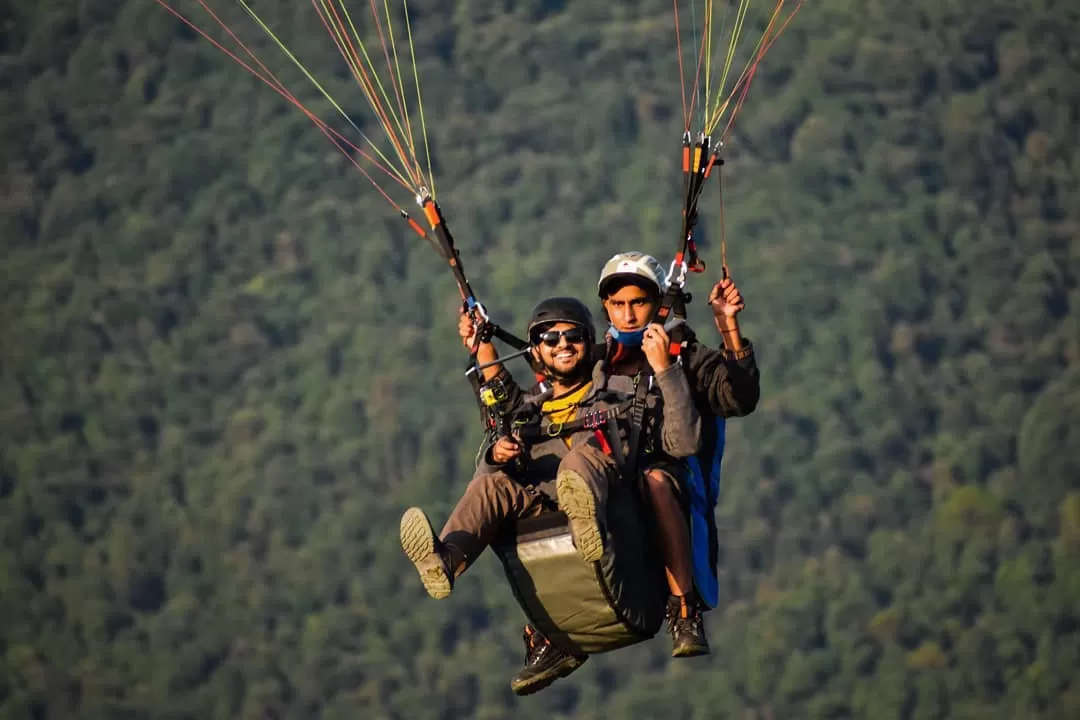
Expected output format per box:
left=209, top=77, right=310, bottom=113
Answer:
left=154, top=1, right=411, bottom=201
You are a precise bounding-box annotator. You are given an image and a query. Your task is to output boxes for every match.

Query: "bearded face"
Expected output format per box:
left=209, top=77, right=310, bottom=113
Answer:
left=531, top=322, right=591, bottom=381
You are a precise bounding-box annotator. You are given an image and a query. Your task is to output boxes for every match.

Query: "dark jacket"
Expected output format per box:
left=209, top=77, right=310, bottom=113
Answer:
left=606, top=326, right=760, bottom=420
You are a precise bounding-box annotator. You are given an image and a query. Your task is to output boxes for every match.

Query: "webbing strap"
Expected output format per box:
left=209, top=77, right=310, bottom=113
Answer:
left=624, top=373, right=651, bottom=484
left=529, top=402, right=631, bottom=441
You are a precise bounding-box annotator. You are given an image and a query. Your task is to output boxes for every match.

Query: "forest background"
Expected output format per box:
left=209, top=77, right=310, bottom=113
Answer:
left=2, top=0, right=1079, bottom=718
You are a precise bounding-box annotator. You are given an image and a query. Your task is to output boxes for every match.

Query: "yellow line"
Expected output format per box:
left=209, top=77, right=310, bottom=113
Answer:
left=708, top=0, right=785, bottom=134
left=703, top=0, right=713, bottom=126
left=381, top=0, right=422, bottom=183
left=238, top=0, right=413, bottom=188
left=402, top=0, right=436, bottom=198
left=322, top=0, right=414, bottom=185
left=337, top=0, right=419, bottom=186
left=707, top=0, right=751, bottom=133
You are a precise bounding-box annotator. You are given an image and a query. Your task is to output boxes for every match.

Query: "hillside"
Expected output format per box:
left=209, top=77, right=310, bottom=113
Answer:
left=2, top=1, right=1078, bottom=718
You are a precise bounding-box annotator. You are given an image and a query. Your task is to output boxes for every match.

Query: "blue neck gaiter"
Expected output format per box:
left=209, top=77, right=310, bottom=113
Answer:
left=607, top=325, right=645, bottom=347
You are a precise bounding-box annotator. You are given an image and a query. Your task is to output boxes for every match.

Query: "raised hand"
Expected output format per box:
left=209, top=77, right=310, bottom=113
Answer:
left=642, top=323, right=674, bottom=373
left=707, top=277, right=745, bottom=318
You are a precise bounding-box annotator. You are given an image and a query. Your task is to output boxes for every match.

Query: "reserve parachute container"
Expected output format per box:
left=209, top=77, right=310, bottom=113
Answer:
left=493, top=478, right=668, bottom=656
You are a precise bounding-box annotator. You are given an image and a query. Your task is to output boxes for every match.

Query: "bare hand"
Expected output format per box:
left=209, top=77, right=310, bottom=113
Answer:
left=641, top=323, right=673, bottom=372
left=708, top=277, right=745, bottom=319
left=490, top=435, right=523, bottom=464
left=458, top=308, right=478, bottom=350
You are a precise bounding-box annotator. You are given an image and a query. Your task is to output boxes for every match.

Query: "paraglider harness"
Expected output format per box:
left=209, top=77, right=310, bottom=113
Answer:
left=469, top=348, right=647, bottom=482
left=487, top=363, right=668, bottom=656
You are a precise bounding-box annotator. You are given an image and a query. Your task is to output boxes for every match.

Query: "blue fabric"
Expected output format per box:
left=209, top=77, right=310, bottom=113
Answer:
left=607, top=326, right=645, bottom=346
left=685, top=415, right=726, bottom=608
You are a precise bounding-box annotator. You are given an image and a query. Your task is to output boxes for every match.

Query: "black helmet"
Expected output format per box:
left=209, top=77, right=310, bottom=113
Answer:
left=526, top=297, right=595, bottom=345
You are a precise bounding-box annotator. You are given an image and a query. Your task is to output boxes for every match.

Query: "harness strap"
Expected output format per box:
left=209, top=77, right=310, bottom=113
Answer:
left=548, top=406, right=619, bottom=436
left=624, top=373, right=652, bottom=484
left=602, top=421, right=626, bottom=468
left=524, top=402, right=632, bottom=442
left=511, top=377, right=653, bottom=478
left=655, top=287, right=692, bottom=358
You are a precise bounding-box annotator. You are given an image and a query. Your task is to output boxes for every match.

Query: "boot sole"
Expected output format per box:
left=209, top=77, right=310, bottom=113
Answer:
left=511, top=654, right=587, bottom=696
left=400, top=507, right=452, bottom=600
left=556, top=471, right=604, bottom=563
left=672, top=643, right=711, bottom=658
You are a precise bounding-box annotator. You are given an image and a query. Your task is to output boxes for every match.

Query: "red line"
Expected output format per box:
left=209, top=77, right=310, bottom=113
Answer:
left=685, top=5, right=711, bottom=132
left=721, top=0, right=804, bottom=139
left=310, top=1, right=409, bottom=182
left=197, top=1, right=404, bottom=194
left=673, top=0, right=688, bottom=130
left=154, top=1, right=409, bottom=209
left=321, top=0, right=415, bottom=186
left=367, top=0, right=419, bottom=178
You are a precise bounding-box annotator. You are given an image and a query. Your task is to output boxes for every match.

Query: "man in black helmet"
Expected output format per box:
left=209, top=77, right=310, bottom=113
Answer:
left=401, top=297, right=700, bottom=630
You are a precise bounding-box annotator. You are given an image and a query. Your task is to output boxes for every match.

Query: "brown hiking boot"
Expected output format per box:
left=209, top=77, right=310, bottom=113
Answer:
left=510, top=625, right=587, bottom=696
left=667, top=593, right=710, bottom=658
left=556, top=470, right=604, bottom=563
left=399, top=507, right=453, bottom=599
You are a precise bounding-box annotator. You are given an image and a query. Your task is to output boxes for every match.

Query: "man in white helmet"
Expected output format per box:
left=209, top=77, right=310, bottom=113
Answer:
left=505, top=251, right=759, bottom=692
left=598, top=250, right=758, bottom=626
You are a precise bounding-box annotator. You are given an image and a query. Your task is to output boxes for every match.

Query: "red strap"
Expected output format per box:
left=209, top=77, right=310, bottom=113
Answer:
left=593, top=429, right=613, bottom=456
left=610, top=342, right=632, bottom=365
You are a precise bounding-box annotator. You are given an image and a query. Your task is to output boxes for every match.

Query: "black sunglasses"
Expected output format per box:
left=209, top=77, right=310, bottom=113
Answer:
left=535, top=327, right=588, bottom=347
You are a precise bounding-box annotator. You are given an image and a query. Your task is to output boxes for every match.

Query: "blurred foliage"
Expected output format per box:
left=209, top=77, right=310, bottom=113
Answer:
left=1, top=0, right=1078, bottom=718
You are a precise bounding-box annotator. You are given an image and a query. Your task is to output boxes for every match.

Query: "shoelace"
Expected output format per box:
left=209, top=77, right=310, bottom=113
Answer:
left=523, top=626, right=548, bottom=664
left=666, top=597, right=703, bottom=632
left=666, top=596, right=698, bottom=618
left=671, top=613, right=703, bottom=632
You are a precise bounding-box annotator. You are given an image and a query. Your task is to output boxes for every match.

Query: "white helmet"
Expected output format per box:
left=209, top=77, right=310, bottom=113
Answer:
left=597, top=251, right=668, bottom=298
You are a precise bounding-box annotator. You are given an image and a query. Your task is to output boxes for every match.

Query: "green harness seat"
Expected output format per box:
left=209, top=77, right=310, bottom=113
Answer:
left=493, top=482, right=667, bottom=656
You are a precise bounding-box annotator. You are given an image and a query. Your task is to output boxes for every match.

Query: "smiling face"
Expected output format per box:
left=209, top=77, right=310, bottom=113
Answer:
left=602, top=282, right=659, bottom=333
left=531, top=321, right=591, bottom=381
